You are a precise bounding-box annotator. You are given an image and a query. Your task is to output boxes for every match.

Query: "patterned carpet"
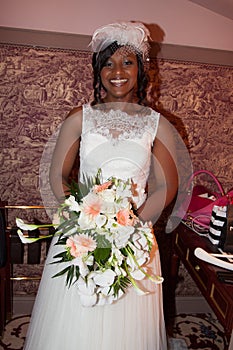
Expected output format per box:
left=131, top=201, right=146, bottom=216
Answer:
left=172, top=313, right=229, bottom=350
left=0, top=313, right=229, bottom=350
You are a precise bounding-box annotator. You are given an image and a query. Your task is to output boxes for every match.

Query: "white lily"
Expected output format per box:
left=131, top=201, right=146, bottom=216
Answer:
left=126, top=269, right=150, bottom=296
left=102, top=201, right=118, bottom=215
left=78, top=212, right=96, bottom=230
left=104, top=217, right=117, bottom=230
left=137, top=234, right=148, bottom=249
left=126, top=246, right=164, bottom=284
left=139, top=226, right=154, bottom=242
left=85, top=255, right=94, bottom=266
left=114, top=226, right=134, bottom=249
left=17, top=229, right=41, bottom=244
left=98, top=189, right=115, bottom=203
left=16, top=218, right=40, bottom=231
left=96, top=289, right=115, bottom=306
left=93, top=269, right=116, bottom=287
left=115, top=182, right=132, bottom=199
left=111, top=247, right=124, bottom=266
left=95, top=214, right=107, bottom=227
left=127, top=254, right=147, bottom=271
left=64, top=195, right=81, bottom=212
left=133, top=285, right=150, bottom=296
left=71, top=257, right=89, bottom=277
left=52, top=213, right=61, bottom=225
left=130, top=269, right=146, bottom=280
left=115, top=265, right=127, bottom=277
left=77, top=277, right=96, bottom=295
left=122, top=197, right=131, bottom=207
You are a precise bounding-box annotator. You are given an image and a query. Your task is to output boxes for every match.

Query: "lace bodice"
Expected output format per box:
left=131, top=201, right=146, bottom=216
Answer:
left=79, top=103, right=160, bottom=207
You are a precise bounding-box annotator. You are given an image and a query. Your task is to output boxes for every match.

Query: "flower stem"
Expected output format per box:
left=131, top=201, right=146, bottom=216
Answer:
left=125, top=246, right=163, bottom=284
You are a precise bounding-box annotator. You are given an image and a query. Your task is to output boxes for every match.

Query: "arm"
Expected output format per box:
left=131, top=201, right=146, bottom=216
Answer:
left=137, top=115, right=178, bottom=223
left=49, top=107, right=82, bottom=201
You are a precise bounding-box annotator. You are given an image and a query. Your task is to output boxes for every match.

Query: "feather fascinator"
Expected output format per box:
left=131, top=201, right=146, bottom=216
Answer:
left=89, top=22, right=151, bottom=61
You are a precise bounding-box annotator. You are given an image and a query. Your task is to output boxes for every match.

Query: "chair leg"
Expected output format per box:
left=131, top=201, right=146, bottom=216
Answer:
left=5, top=228, right=13, bottom=320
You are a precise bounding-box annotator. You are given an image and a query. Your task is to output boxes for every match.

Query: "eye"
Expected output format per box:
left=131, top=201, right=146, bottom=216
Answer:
left=103, top=59, right=113, bottom=68
left=123, top=56, right=138, bottom=66
left=123, top=59, right=133, bottom=66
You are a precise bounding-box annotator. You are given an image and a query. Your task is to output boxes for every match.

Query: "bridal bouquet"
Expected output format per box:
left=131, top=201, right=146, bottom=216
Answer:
left=17, top=171, right=163, bottom=307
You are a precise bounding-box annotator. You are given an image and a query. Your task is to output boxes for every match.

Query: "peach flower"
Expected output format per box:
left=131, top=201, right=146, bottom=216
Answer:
left=66, top=234, right=97, bottom=258
left=116, top=209, right=135, bottom=226
left=94, top=181, right=112, bottom=193
left=82, top=193, right=103, bottom=217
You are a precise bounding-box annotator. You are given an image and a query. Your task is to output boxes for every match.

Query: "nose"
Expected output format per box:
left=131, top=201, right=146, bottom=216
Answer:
left=112, top=63, right=123, bottom=76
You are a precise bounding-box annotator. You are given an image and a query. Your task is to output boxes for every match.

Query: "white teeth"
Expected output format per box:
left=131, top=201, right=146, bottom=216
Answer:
left=110, top=79, right=127, bottom=84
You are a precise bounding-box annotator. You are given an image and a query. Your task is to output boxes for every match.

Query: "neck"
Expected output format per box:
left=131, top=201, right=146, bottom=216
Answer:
left=103, top=95, right=138, bottom=104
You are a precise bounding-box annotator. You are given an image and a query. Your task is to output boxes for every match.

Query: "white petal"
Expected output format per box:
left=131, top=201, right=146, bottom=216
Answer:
left=77, top=277, right=96, bottom=295
left=17, top=229, right=39, bottom=244
left=93, top=269, right=116, bottom=287
left=52, top=213, right=61, bottom=225
left=98, top=292, right=115, bottom=306
left=99, top=189, right=115, bottom=203
left=79, top=261, right=89, bottom=278
left=16, top=218, right=39, bottom=231
left=130, top=269, right=145, bottom=280
left=85, top=255, right=94, bottom=266
left=95, top=214, right=107, bottom=227
left=114, top=265, right=127, bottom=277
left=65, top=195, right=81, bottom=212
left=78, top=212, right=96, bottom=229
left=114, top=226, right=134, bottom=248
left=149, top=275, right=164, bottom=284
left=136, top=256, right=147, bottom=266
left=98, top=285, right=113, bottom=296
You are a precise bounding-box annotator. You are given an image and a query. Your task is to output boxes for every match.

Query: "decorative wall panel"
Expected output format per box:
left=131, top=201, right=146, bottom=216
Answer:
left=0, top=43, right=232, bottom=298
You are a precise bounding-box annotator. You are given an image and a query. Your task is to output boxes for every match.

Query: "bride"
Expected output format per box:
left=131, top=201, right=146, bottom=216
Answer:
left=24, top=22, right=178, bottom=350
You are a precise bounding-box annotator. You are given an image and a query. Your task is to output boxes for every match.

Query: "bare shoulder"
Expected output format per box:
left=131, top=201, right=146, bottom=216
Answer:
left=157, top=114, right=174, bottom=137
left=66, top=105, right=83, bottom=118
left=59, top=106, right=83, bottom=137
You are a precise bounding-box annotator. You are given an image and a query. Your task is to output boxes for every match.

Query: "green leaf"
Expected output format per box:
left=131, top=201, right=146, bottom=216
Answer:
left=52, top=251, right=66, bottom=260
left=52, top=250, right=73, bottom=263
left=75, top=266, right=80, bottom=281
left=66, top=265, right=74, bottom=287
left=52, top=266, right=71, bottom=279
left=112, top=276, right=131, bottom=297
left=68, top=169, right=103, bottom=202
left=95, top=234, right=111, bottom=249
left=94, top=248, right=111, bottom=265
left=55, top=237, right=67, bottom=246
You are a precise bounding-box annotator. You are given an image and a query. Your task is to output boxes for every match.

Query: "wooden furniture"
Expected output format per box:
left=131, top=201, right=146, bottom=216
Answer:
left=0, top=204, right=54, bottom=335
left=171, top=223, right=233, bottom=342
left=0, top=204, right=12, bottom=336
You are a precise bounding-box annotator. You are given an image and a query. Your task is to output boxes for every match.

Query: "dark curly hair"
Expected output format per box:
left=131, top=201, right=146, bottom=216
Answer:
left=91, top=41, right=149, bottom=106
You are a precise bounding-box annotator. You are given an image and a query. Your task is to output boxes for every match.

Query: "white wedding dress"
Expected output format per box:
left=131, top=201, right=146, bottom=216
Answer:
left=24, top=103, right=168, bottom=350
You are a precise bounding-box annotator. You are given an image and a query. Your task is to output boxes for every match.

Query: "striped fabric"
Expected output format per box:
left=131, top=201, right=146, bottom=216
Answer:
left=208, top=205, right=227, bottom=246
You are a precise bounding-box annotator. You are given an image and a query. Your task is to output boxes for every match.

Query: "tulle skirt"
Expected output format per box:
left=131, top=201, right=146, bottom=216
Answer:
left=24, top=236, right=168, bottom=350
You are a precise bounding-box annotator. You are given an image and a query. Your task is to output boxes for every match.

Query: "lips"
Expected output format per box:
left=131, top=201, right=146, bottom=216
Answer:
left=110, top=78, right=128, bottom=86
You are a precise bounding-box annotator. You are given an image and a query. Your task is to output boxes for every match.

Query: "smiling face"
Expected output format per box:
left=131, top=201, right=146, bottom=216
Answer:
left=100, top=48, right=139, bottom=103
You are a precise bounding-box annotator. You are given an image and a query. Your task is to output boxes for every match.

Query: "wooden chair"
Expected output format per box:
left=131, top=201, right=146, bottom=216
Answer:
left=0, top=202, right=11, bottom=336
left=0, top=204, right=55, bottom=335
